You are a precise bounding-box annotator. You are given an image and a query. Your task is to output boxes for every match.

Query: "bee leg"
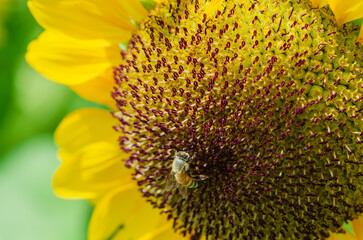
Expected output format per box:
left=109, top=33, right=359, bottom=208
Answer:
left=190, top=174, right=209, bottom=181
left=178, top=185, right=188, bottom=198
left=189, top=174, right=199, bottom=179
left=198, top=175, right=209, bottom=181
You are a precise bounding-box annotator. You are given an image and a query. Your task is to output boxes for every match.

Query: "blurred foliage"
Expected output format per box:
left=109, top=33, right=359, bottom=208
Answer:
left=0, top=135, right=91, bottom=240
left=0, top=0, right=98, bottom=239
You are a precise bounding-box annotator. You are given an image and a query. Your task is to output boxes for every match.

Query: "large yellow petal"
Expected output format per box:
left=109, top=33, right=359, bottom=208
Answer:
left=117, top=0, right=149, bottom=22
left=70, top=68, right=116, bottom=109
left=54, top=108, right=120, bottom=161
left=310, top=0, right=328, bottom=8
left=89, top=185, right=184, bottom=240
left=28, top=0, right=148, bottom=43
left=26, top=31, right=120, bottom=85
left=53, top=141, right=131, bottom=199
left=328, top=0, right=363, bottom=25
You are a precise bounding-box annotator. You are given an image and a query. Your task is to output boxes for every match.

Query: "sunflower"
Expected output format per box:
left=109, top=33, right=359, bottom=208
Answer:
left=26, top=0, right=363, bottom=239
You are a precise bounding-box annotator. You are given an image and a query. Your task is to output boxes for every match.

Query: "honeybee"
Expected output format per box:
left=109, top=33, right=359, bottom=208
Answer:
left=166, top=151, right=208, bottom=197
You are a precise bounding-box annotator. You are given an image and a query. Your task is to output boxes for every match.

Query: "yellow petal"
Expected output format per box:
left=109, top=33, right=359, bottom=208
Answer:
left=328, top=0, right=363, bottom=25
left=137, top=223, right=186, bottom=240
left=89, top=186, right=182, bottom=240
left=53, top=108, right=128, bottom=199
left=54, top=108, right=120, bottom=161
left=205, top=0, right=224, bottom=16
left=352, top=215, right=363, bottom=240
left=117, top=0, right=149, bottom=23
left=26, top=31, right=120, bottom=85
left=310, top=0, right=328, bottom=8
left=53, top=141, right=131, bottom=199
left=70, top=68, right=116, bottom=109
left=328, top=231, right=357, bottom=240
left=28, top=0, right=147, bottom=43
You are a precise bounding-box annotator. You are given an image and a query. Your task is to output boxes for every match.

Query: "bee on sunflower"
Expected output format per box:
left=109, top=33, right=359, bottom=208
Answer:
left=27, top=0, right=362, bottom=239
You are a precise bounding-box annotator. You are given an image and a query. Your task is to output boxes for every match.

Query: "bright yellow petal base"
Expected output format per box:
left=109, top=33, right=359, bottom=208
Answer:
left=53, top=108, right=130, bottom=199
left=70, top=68, right=116, bottom=109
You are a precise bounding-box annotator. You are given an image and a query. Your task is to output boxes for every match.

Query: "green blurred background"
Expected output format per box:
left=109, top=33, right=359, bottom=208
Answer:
left=0, top=0, right=97, bottom=239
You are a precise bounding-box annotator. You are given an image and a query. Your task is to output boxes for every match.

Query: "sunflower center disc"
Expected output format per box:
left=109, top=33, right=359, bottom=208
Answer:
left=113, top=0, right=363, bottom=239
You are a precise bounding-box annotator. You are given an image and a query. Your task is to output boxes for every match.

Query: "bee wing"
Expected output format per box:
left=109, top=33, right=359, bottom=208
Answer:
left=166, top=173, right=177, bottom=191
left=178, top=184, right=188, bottom=198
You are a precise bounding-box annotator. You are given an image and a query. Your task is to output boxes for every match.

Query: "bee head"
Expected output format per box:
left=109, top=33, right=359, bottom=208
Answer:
left=176, top=151, right=191, bottom=162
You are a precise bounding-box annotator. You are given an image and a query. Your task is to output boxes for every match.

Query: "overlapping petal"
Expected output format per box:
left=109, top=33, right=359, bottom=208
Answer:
left=327, top=0, right=363, bottom=25
left=26, top=0, right=152, bottom=91
left=54, top=108, right=120, bottom=161
left=309, top=0, right=363, bottom=44
left=89, top=185, right=185, bottom=240
left=26, top=31, right=120, bottom=85
left=53, top=108, right=130, bottom=200
left=28, top=0, right=148, bottom=43
left=53, top=141, right=132, bottom=199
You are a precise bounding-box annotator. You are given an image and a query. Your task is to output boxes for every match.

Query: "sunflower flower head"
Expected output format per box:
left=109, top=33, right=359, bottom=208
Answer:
left=113, top=0, right=362, bottom=239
